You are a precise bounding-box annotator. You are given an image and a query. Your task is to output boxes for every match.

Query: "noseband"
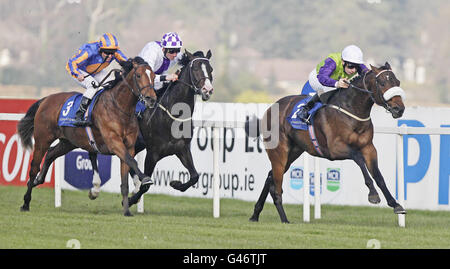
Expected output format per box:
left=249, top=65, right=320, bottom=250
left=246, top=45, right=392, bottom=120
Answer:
left=349, top=69, right=398, bottom=113
left=176, top=57, right=212, bottom=95
left=121, top=64, right=155, bottom=104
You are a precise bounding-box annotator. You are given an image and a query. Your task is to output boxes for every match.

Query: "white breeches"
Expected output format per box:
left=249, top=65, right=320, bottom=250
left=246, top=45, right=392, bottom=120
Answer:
left=308, top=68, right=337, bottom=96
left=72, top=69, right=112, bottom=99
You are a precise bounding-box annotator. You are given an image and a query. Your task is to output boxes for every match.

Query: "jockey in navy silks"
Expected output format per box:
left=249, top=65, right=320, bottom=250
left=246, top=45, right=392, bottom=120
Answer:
left=66, top=33, right=128, bottom=126
left=138, top=32, right=183, bottom=99
left=297, top=45, right=369, bottom=123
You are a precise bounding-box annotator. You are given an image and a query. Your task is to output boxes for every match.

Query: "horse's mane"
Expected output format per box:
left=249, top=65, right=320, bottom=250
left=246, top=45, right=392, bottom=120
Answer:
left=179, top=51, right=205, bottom=67
left=348, top=64, right=390, bottom=85
left=103, top=56, right=146, bottom=90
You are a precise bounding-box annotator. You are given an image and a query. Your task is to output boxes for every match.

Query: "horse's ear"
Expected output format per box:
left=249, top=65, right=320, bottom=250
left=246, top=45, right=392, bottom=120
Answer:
left=184, top=49, right=194, bottom=60
left=206, top=49, right=212, bottom=59
left=370, top=64, right=380, bottom=73
left=384, top=62, right=391, bottom=70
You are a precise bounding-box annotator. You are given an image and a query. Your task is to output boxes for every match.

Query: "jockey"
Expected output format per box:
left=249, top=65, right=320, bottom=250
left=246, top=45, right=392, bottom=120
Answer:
left=138, top=32, right=183, bottom=99
left=296, top=44, right=369, bottom=123
left=66, top=33, right=128, bottom=126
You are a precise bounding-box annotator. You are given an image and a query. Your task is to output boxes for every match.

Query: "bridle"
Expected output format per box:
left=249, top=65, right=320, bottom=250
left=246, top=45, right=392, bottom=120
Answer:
left=119, top=64, right=156, bottom=107
left=347, top=69, right=399, bottom=113
left=175, top=57, right=212, bottom=95
left=153, top=56, right=213, bottom=122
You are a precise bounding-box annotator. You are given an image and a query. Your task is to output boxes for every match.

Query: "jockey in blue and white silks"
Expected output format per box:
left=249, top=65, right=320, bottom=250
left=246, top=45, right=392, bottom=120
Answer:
left=297, top=45, right=369, bottom=123
left=138, top=32, right=183, bottom=98
left=66, top=33, right=128, bottom=126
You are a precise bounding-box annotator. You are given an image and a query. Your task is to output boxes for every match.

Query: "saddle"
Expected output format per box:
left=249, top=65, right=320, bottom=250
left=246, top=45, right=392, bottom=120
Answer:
left=286, top=96, right=324, bottom=156
left=58, top=89, right=105, bottom=127
left=287, top=96, right=323, bottom=130
left=57, top=90, right=106, bottom=152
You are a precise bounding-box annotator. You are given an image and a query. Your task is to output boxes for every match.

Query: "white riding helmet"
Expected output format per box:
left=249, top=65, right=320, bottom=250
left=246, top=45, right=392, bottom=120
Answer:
left=161, top=32, right=183, bottom=49
left=341, top=45, right=364, bottom=64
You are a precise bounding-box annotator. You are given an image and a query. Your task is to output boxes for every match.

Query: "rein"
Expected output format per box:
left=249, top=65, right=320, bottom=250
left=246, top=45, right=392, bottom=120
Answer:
left=120, top=64, right=155, bottom=101
left=345, top=69, right=398, bottom=115
left=154, top=57, right=211, bottom=122
left=108, top=64, right=155, bottom=117
left=168, top=57, right=211, bottom=94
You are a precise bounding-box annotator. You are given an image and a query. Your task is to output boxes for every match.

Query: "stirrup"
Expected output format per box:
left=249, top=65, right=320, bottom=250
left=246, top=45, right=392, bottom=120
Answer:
left=73, top=119, right=90, bottom=127
left=73, top=115, right=90, bottom=127
left=296, top=107, right=310, bottom=123
left=304, top=114, right=312, bottom=124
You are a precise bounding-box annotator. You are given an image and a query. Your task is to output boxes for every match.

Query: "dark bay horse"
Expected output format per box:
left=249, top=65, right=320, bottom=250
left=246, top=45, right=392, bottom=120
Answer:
left=127, top=50, right=214, bottom=206
left=247, top=62, right=406, bottom=223
left=17, top=57, right=157, bottom=216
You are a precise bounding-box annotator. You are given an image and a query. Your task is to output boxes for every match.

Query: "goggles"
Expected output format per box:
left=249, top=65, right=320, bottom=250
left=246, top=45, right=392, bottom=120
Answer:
left=101, top=49, right=117, bottom=55
left=166, top=48, right=181, bottom=54
left=345, top=62, right=358, bottom=69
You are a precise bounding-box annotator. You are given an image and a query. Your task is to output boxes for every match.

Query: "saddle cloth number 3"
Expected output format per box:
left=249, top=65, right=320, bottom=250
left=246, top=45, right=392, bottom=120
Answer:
left=62, top=101, right=74, bottom=117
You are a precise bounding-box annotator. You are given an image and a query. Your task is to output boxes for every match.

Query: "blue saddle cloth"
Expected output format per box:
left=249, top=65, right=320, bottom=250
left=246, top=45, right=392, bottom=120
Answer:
left=58, top=89, right=105, bottom=127
left=286, top=96, right=323, bottom=130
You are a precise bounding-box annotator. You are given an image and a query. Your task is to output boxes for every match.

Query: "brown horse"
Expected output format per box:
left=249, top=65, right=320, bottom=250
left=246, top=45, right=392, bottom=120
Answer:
left=17, top=57, right=157, bottom=216
left=247, top=62, right=406, bottom=223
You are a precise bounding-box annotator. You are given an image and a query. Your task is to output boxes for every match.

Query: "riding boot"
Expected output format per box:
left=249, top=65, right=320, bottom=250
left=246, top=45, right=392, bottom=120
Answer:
left=296, top=93, right=320, bottom=124
left=73, top=96, right=92, bottom=126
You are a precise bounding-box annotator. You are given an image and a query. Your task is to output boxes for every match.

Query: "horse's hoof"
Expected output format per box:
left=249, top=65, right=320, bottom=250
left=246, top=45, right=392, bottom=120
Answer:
left=20, top=205, right=29, bottom=212
left=368, top=194, right=381, bottom=204
left=141, top=177, right=153, bottom=186
left=394, top=205, right=406, bottom=214
left=124, top=211, right=133, bottom=217
left=249, top=216, right=259, bottom=222
left=170, top=181, right=188, bottom=192
left=88, top=190, right=99, bottom=200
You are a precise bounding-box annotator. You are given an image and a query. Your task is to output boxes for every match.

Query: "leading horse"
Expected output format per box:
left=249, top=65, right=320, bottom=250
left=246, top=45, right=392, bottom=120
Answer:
left=127, top=50, right=214, bottom=206
left=17, top=57, right=157, bottom=216
left=247, top=62, right=406, bottom=223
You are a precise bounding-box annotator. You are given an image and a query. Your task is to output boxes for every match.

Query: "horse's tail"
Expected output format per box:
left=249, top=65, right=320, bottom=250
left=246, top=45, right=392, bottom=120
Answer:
left=17, top=98, right=45, bottom=150
left=245, top=115, right=261, bottom=138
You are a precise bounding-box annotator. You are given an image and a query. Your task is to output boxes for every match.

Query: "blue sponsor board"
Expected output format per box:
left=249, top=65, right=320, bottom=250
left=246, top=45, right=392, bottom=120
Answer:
left=64, top=151, right=112, bottom=189
left=309, top=172, right=322, bottom=196
left=290, top=167, right=303, bottom=190
left=290, top=166, right=323, bottom=195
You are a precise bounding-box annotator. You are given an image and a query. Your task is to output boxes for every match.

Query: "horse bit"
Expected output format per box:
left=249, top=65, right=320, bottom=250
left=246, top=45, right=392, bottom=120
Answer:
left=176, top=57, right=212, bottom=95
left=348, top=69, right=405, bottom=114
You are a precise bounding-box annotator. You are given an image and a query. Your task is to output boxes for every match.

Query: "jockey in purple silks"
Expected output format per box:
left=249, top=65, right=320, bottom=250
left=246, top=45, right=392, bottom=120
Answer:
left=297, top=45, right=369, bottom=123
left=138, top=32, right=183, bottom=99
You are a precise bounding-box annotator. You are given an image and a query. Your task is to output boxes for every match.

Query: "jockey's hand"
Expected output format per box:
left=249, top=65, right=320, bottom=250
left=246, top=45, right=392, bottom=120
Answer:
left=336, top=78, right=350, bottom=88
left=76, top=74, right=85, bottom=82
left=166, top=73, right=178, bottom=82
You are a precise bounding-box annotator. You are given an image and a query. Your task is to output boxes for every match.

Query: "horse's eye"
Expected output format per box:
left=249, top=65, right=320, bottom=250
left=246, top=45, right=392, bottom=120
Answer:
left=136, top=75, right=141, bottom=79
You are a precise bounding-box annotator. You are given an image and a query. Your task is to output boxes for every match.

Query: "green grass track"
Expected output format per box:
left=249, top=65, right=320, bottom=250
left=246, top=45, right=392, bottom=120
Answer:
left=1, top=186, right=449, bottom=249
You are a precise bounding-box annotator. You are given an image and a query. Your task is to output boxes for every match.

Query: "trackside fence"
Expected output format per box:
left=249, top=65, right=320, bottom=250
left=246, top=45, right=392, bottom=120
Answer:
left=2, top=112, right=450, bottom=228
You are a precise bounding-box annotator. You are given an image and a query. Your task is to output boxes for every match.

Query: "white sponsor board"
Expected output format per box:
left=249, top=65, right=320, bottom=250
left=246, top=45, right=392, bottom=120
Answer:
left=59, top=102, right=450, bottom=211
